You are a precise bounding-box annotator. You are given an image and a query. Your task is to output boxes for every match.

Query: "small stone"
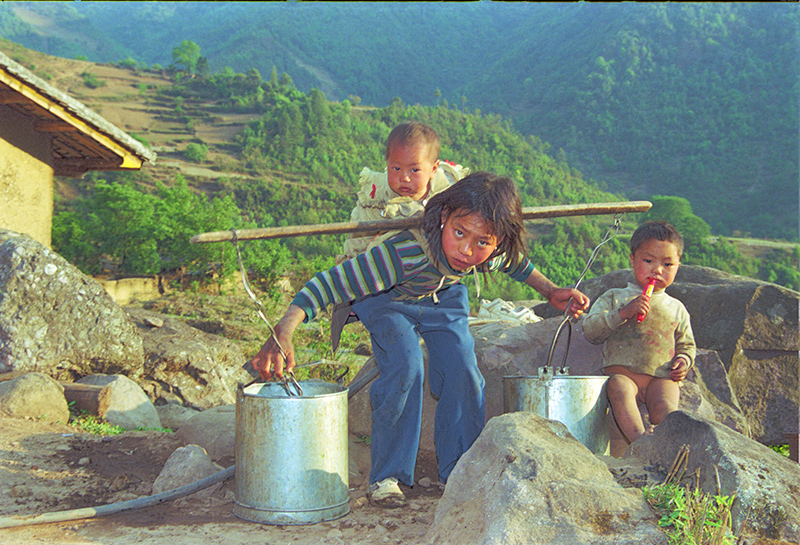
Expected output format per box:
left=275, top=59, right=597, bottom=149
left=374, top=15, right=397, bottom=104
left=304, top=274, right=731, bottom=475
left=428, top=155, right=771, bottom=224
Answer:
left=418, top=476, right=432, bottom=488
left=352, top=496, right=368, bottom=509
left=78, top=457, right=91, bottom=466
left=144, top=316, right=164, bottom=328
left=10, top=485, right=31, bottom=498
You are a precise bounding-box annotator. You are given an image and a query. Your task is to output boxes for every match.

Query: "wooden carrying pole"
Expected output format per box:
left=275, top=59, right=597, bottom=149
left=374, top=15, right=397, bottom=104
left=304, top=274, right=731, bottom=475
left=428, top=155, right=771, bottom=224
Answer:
left=190, top=200, right=652, bottom=244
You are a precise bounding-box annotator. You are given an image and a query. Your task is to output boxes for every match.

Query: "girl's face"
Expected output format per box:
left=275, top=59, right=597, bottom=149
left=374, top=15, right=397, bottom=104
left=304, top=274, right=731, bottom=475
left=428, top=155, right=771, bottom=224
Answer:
left=440, top=209, right=501, bottom=271
left=629, top=238, right=681, bottom=291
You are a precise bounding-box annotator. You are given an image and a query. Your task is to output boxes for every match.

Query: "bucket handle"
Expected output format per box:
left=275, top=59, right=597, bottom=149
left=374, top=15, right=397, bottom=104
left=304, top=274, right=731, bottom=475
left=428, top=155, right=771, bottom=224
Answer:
left=541, top=214, right=624, bottom=376
left=544, top=315, right=572, bottom=375
left=242, top=370, right=304, bottom=395
left=243, top=360, right=350, bottom=394
left=295, top=359, right=350, bottom=385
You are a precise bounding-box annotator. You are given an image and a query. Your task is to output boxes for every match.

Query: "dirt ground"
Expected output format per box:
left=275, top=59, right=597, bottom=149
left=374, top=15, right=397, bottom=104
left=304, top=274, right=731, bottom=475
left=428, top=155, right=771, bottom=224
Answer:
left=0, top=415, right=444, bottom=545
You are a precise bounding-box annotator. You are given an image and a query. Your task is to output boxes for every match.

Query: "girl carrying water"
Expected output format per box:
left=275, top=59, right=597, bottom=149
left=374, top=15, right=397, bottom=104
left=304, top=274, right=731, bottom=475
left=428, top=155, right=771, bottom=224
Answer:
left=251, top=172, right=590, bottom=508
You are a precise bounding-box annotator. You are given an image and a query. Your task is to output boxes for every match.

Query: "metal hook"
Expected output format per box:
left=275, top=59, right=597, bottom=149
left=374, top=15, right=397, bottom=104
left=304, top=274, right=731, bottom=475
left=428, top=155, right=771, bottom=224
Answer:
left=541, top=213, right=625, bottom=377
left=231, top=229, right=296, bottom=391
left=281, top=371, right=303, bottom=397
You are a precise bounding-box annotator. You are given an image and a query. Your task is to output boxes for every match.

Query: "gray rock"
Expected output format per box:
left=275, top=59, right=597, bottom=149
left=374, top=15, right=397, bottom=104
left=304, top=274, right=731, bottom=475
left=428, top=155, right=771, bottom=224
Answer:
left=155, top=403, right=201, bottom=432
left=425, top=412, right=666, bottom=545
left=152, top=444, right=224, bottom=498
left=127, top=308, right=253, bottom=410
left=684, top=350, right=750, bottom=435
left=0, top=230, right=144, bottom=378
left=0, top=372, right=69, bottom=424
left=76, top=374, right=161, bottom=430
left=627, top=411, right=800, bottom=543
left=176, top=404, right=235, bottom=461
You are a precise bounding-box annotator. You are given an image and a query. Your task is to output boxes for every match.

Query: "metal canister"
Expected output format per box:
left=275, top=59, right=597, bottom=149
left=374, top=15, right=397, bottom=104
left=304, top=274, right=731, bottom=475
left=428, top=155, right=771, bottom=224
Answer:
left=234, top=380, right=349, bottom=525
left=503, top=370, right=610, bottom=455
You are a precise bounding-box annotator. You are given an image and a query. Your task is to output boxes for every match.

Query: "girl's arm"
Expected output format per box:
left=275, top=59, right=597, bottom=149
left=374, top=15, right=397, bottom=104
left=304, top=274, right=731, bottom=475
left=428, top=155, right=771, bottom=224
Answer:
left=523, top=269, right=590, bottom=318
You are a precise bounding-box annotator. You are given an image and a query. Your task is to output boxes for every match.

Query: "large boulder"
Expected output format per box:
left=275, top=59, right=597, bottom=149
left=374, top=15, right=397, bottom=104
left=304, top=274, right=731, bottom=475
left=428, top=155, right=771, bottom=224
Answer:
left=425, top=409, right=800, bottom=544
left=627, top=411, right=800, bottom=543
left=0, top=372, right=69, bottom=424
left=126, top=308, right=253, bottom=410
left=0, top=230, right=143, bottom=378
left=536, top=265, right=800, bottom=445
left=425, top=412, right=666, bottom=545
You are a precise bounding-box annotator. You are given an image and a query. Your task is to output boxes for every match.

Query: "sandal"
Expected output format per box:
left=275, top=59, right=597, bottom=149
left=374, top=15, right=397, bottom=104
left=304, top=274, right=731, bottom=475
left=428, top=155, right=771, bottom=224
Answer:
left=368, top=477, right=407, bottom=509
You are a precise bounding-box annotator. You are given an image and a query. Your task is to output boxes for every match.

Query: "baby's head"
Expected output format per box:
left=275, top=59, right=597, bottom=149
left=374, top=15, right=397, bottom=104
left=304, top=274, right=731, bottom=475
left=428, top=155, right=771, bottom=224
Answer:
left=385, top=122, right=440, bottom=201
left=629, top=221, right=684, bottom=290
left=423, top=172, right=526, bottom=271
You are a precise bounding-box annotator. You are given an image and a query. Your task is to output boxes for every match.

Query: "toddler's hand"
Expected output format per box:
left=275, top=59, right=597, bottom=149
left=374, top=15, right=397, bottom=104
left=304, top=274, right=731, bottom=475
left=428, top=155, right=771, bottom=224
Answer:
left=669, top=356, right=689, bottom=382
left=620, top=296, right=650, bottom=321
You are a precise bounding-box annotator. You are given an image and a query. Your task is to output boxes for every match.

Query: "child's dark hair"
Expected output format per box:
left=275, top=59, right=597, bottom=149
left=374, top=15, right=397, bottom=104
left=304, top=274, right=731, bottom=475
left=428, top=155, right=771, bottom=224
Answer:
left=422, top=172, right=526, bottom=271
left=630, top=221, right=684, bottom=258
left=385, top=122, right=440, bottom=163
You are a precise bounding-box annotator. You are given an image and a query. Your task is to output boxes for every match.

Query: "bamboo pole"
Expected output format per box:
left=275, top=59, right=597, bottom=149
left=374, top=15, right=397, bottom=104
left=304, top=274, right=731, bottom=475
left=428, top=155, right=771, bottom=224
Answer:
left=190, top=200, right=651, bottom=244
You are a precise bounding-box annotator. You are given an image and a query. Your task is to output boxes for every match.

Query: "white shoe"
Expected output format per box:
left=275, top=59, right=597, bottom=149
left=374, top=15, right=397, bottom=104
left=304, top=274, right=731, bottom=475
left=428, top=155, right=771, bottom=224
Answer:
left=477, top=298, right=541, bottom=323
left=368, top=477, right=407, bottom=509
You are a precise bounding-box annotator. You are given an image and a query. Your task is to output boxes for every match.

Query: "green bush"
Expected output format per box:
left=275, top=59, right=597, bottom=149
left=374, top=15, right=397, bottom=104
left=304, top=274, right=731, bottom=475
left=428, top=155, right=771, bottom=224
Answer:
left=51, top=175, right=290, bottom=285
left=81, top=72, right=106, bottom=89
left=184, top=142, right=208, bottom=163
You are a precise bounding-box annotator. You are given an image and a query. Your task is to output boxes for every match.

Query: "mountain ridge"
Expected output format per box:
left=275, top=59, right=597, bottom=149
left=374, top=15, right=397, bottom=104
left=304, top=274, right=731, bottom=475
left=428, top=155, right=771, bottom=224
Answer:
left=1, top=2, right=795, bottom=241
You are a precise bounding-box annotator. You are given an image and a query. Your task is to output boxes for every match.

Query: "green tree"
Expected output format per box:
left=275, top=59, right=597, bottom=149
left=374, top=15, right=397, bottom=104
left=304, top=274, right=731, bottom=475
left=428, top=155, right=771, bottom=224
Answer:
left=641, top=195, right=711, bottom=245
left=196, top=57, right=210, bottom=78
left=172, top=40, right=201, bottom=74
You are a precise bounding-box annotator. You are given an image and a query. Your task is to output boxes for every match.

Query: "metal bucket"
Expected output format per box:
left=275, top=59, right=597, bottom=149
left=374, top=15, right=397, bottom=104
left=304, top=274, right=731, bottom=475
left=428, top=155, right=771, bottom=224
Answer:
left=503, top=370, right=610, bottom=455
left=234, top=380, right=350, bottom=525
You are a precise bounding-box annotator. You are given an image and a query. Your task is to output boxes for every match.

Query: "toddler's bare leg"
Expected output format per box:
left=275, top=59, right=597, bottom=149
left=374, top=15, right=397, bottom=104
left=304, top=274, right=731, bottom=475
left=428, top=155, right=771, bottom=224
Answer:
left=606, top=373, right=646, bottom=445
left=607, top=409, right=630, bottom=458
left=645, top=378, right=680, bottom=425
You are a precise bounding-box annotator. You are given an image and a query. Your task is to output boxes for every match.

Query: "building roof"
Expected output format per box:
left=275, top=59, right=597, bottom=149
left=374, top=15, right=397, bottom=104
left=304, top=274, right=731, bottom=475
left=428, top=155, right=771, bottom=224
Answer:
left=0, top=49, right=156, bottom=177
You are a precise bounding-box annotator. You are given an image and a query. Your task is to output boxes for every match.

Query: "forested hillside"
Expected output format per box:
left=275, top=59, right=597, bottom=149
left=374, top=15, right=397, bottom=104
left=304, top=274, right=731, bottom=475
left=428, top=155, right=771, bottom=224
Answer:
left=0, top=37, right=783, bottom=293
left=477, top=3, right=798, bottom=241
left=0, top=2, right=795, bottom=242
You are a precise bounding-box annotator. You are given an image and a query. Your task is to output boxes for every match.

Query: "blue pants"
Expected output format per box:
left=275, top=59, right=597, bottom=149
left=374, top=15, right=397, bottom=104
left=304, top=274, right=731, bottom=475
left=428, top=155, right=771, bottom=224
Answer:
left=352, top=284, right=486, bottom=486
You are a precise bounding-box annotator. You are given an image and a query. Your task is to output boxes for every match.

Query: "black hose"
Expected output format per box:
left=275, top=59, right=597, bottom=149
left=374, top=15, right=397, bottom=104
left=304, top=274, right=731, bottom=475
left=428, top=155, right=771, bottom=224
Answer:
left=0, top=465, right=235, bottom=529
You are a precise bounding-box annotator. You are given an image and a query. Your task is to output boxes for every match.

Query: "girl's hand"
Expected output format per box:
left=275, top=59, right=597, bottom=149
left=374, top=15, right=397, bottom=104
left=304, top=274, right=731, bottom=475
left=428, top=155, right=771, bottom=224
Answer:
left=548, top=288, right=590, bottom=319
left=669, top=356, right=690, bottom=382
left=620, top=296, right=650, bottom=321
left=522, top=270, right=589, bottom=318
left=250, top=305, right=305, bottom=380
